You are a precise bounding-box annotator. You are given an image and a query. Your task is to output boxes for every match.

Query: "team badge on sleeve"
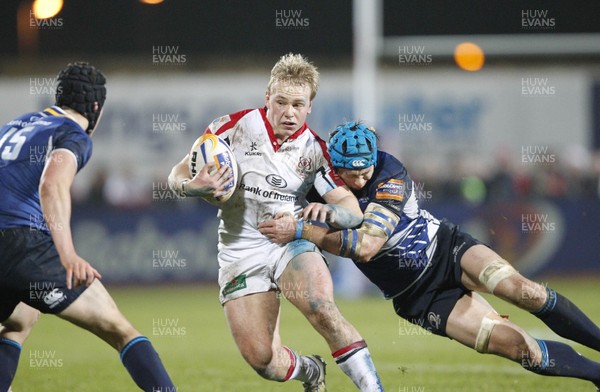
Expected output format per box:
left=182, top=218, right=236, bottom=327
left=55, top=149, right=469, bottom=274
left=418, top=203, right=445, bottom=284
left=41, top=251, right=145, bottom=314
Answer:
left=375, top=179, right=405, bottom=201
left=206, top=115, right=231, bottom=134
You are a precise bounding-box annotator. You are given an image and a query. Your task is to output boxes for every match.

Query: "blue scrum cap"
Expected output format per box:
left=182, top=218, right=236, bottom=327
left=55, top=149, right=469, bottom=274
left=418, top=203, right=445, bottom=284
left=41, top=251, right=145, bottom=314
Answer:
left=328, top=121, right=377, bottom=169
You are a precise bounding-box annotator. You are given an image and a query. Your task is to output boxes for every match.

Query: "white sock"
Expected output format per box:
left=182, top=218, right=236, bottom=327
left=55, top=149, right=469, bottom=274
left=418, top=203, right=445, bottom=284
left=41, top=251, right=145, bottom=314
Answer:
left=283, top=347, right=319, bottom=384
left=334, top=341, right=383, bottom=391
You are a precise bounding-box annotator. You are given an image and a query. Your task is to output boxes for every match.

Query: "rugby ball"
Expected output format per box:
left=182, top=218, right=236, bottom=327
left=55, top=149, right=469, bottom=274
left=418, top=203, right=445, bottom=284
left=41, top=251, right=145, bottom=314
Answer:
left=188, top=134, right=238, bottom=203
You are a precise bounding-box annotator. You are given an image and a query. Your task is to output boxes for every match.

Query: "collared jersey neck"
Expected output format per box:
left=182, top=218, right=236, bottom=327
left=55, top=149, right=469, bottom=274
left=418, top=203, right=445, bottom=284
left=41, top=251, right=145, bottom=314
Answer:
left=42, top=106, right=68, bottom=117
left=41, top=106, right=82, bottom=131
left=259, top=107, right=308, bottom=152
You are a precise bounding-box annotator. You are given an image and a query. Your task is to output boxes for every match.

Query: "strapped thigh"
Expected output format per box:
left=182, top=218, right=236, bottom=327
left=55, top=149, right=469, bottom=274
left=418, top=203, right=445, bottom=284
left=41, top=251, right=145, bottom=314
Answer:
left=478, top=259, right=518, bottom=293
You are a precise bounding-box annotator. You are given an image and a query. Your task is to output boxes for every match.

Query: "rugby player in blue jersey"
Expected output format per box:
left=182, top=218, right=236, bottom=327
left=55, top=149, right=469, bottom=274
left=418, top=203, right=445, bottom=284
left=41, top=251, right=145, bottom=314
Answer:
left=0, top=62, right=174, bottom=391
left=260, top=121, right=600, bottom=390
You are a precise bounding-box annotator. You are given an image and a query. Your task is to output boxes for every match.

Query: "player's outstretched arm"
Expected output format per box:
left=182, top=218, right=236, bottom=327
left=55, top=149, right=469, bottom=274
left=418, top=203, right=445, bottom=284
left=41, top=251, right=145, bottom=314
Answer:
left=260, top=202, right=398, bottom=263
left=301, top=186, right=363, bottom=229
left=39, top=150, right=101, bottom=289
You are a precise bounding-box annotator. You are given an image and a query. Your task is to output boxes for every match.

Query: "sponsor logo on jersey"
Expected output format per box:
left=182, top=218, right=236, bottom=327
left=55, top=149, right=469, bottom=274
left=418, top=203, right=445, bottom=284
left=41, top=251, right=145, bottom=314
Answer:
left=427, top=312, right=442, bottom=331
left=239, top=182, right=298, bottom=202
left=452, top=242, right=467, bottom=264
left=245, top=141, right=262, bottom=156
left=223, top=274, right=247, bottom=296
left=43, top=288, right=66, bottom=309
left=266, top=174, right=288, bottom=188
left=375, top=179, right=405, bottom=202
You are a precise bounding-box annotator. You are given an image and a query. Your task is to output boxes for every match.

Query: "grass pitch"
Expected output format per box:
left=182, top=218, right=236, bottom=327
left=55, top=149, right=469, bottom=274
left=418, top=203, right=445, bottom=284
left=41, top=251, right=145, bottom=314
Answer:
left=12, top=277, right=600, bottom=391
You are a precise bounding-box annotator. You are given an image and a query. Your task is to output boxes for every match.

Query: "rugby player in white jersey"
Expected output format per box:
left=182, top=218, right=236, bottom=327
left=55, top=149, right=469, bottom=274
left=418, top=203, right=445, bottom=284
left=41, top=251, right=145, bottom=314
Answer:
left=168, top=54, right=384, bottom=391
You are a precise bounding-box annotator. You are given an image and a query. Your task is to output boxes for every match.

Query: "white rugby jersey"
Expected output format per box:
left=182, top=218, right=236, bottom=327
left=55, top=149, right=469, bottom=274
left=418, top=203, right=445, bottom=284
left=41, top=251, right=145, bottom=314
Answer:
left=204, top=107, right=343, bottom=251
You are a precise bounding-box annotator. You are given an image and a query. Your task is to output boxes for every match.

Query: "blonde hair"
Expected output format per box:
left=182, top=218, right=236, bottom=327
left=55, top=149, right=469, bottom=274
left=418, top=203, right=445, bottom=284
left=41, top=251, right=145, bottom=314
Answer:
left=267, top=53, right=319, bottom=100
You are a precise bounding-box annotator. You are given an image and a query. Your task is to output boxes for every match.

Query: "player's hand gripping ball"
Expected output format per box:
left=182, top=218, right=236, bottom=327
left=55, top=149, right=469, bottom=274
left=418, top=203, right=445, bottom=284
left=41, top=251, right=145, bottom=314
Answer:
left=188, top=134, right=239, bottom=203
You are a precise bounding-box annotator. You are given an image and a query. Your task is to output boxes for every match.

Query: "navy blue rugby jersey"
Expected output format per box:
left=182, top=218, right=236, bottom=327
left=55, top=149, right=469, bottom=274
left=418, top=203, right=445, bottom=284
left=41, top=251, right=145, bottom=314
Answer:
left=345, top=151, right=441, bottom=299
left=0, top=106, right=92, bottom=232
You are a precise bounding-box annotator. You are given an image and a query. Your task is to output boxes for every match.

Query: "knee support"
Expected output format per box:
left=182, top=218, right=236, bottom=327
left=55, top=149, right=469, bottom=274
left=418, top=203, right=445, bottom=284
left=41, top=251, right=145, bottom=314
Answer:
left=478, top=259, right=518, bottom=293
left=474, top=314, right=500, bottom=353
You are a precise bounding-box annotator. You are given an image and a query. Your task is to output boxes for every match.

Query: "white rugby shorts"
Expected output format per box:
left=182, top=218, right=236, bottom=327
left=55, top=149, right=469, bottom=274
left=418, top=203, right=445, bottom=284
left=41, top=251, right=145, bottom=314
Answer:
left=217, top=239, right=322, bottom=304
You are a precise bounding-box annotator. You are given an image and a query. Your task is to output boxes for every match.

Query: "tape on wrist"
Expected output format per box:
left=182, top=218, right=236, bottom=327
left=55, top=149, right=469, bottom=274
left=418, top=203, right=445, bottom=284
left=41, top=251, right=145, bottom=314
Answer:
left=294, top=220, right=304, bottom=240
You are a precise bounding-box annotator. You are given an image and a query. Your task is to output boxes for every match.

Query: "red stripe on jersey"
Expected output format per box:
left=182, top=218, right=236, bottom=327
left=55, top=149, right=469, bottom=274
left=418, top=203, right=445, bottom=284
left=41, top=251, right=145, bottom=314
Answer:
left=259, top=107, right=308, bottom=153
left=331, top=340, right=367, bottom=359
left=259, top=107, right=277, bottom=149
left=308, top=128, right=345, bottom=187
left=204, top=108, right=255, bottom=136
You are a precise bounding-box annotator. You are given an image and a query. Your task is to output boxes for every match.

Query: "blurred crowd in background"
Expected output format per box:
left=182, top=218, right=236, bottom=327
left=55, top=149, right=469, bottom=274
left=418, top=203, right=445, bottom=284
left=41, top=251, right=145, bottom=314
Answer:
left=73, top=146, right=600, bottom=210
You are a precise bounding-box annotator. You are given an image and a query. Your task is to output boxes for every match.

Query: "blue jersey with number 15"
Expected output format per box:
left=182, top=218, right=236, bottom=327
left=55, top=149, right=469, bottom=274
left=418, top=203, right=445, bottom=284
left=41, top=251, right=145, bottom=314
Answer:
left=0, top=106, right=92, bottom=232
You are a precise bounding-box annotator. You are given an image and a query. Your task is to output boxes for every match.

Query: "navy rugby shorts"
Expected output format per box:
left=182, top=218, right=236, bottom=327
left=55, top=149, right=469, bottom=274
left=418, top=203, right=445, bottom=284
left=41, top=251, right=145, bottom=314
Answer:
left=392, top=220, right=482, bottom=337
left=0, top=228, right=88, bottom=322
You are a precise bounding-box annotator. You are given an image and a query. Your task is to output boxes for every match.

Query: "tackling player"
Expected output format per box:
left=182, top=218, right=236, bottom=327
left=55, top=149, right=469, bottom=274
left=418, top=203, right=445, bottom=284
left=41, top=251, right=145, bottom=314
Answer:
left=169, top=54, right=384, bottom=391
left=0, top=62, right=174, bottom=391
left=260, top=121, right=600, bottom=390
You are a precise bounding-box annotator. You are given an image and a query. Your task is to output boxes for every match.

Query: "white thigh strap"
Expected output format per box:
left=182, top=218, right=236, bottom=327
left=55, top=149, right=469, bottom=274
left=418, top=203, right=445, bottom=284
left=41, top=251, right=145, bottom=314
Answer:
left=474, top=315, right=500, bottom=353
left=478, top=259, right=518, bottom=293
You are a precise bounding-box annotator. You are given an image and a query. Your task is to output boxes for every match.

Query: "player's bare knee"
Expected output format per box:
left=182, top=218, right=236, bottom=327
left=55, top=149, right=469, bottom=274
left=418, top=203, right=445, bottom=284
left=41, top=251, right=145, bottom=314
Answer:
left=494, top=327, right=532, bottom=361
left=92, top=315, right=139, bottom=350
left=1, top=309, right=40, bottom=335
left=478, top=259, right=519, bottom=295
left=481, top=318, right=537, bottom=363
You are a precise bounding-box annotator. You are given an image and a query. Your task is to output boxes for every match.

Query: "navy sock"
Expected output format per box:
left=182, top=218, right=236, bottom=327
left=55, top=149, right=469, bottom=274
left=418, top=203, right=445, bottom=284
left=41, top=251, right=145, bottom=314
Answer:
left=532, top=288, right=600, bottom=351
left=523, top=339, right=600, bottom=385
left=120, top=336, right=174, bottom=392
left=0, top=338, right=21, bottom=392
